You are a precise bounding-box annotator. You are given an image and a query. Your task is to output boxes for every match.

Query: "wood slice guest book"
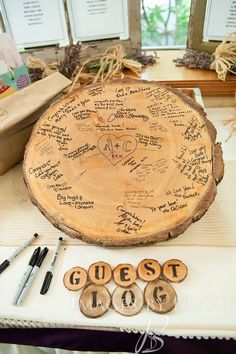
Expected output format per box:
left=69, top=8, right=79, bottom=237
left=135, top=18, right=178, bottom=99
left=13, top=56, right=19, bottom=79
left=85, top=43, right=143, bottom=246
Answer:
left=23, top=79, right=224, bottom=247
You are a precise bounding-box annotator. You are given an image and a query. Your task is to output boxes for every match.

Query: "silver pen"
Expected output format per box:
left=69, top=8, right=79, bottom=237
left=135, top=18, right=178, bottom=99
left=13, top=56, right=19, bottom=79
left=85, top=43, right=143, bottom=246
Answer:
left=13, top=247, right=41, bottom=305
left=0, top=233, right=39, bottom=274
left=16, top=247, right=49, bottom=305
left=40, top=237, right=63, bottom=295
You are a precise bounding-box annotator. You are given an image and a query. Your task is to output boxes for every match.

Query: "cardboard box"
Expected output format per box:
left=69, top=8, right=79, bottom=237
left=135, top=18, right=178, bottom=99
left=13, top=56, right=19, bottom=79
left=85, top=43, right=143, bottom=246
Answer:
left=0, top=72, right=71, bottom=174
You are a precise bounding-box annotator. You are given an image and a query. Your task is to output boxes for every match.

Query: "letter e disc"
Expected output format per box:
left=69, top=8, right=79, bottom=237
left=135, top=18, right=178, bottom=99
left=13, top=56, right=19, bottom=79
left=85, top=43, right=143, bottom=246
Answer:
left=113, top=263, right=137, bottom=287
left=79, top=284, right=111, bottom=318
left=63, top=267, right=87, bottom=291
left=112, top=283, right=144, bottom=316
left=144, top=279, right=177, bottom=314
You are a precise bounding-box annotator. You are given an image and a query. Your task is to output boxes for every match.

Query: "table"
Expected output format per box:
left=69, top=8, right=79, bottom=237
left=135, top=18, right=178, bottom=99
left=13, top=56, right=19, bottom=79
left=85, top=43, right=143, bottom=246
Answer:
left=0, top=107, right=236, bottom=352
left=0, top=328, right=236, bottom=353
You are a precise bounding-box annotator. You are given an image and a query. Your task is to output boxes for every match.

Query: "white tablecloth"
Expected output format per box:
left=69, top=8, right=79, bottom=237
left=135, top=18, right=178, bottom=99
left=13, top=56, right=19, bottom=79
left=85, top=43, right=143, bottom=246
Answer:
left=0, top=107, right=236, bottom=339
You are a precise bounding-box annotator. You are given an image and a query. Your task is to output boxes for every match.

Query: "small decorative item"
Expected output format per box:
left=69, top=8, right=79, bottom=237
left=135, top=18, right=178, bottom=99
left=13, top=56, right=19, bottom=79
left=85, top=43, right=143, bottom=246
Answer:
left=79, top=284, right=111, bottom=318
left=162, top=259, right=188, bottom=283
left=63, top=258, right=188, bottom=317
left=63, top=266, right=88, bottom=291
left=0, top=82, right=16, bottom=99
left=0, top=33, right=31, bottom=99
left=175, top=32, right=236, bottom=81
left=112, top=284, right=144, bottom=316
left=88, top=261, right=112, bottom=285
left=0, top=64, right=31, bottom=98
left=16, top=74, right=31, bottom=90
left=113, top=264, right=137, bottom=287
left=26, top=44, right=157, bottom=89
left=137, top=259, right=161, bottom=282
left=144, top=279, right=177, bottom=314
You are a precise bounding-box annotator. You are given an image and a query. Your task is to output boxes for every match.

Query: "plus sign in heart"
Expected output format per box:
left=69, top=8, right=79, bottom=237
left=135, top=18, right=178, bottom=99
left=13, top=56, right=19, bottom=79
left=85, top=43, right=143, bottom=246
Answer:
left=97, top=134, right=137, bottom=165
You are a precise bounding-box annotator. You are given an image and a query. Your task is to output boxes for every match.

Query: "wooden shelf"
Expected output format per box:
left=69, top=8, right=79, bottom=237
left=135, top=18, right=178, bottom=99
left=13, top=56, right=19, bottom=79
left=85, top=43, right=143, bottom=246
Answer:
left=141, top=50, right=236, bottom=96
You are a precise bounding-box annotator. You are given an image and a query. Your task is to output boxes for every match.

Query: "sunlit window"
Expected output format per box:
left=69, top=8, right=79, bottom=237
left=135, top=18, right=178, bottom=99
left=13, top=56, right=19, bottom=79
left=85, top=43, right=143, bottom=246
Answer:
left=141, top=0, right=191, bottom=49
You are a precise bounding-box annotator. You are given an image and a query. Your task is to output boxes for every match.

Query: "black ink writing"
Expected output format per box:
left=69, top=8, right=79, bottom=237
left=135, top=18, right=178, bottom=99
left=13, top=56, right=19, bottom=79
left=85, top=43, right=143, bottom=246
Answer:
left=29, top=160, right=62, bottom=181
left=57, top=193, right=94, bottom=209
left=108, top=108, right=149, bottom=123
left=37, top=123, right=72, bottom=151
left=64, top=143, right=97, bottom=160
left=114, top=205, right=146, bottom=234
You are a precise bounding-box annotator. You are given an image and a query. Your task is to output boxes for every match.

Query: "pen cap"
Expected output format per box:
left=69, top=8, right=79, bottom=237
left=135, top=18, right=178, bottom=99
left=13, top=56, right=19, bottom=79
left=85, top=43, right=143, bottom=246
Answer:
left=40, top=271, right=53, bottom=295
left=36, top=247, right=49, bottom=267
left=0, top=260, right=10, bottom=274
left=29, top=247, right=41, bottom=267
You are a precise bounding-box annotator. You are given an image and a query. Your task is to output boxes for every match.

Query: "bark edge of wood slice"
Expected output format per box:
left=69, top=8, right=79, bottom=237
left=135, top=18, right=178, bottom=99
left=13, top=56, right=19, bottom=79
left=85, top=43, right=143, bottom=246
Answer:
left=23, top=79, right=224, bottom=247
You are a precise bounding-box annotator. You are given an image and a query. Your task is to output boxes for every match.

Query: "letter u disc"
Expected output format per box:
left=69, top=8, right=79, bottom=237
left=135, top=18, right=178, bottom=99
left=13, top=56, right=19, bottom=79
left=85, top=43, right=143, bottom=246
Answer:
left=88, top=261, right=112, bottom=285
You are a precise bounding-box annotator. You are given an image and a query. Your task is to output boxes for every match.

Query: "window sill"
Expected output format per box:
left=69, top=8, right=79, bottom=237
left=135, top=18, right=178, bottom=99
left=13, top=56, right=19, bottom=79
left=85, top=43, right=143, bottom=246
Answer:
left=141, top=50, right=236, bottom=98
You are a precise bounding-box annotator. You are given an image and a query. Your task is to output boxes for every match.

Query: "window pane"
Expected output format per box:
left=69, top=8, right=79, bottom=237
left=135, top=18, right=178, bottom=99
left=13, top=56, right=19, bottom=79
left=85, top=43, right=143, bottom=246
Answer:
left=141, top=0, right=191, bottom=48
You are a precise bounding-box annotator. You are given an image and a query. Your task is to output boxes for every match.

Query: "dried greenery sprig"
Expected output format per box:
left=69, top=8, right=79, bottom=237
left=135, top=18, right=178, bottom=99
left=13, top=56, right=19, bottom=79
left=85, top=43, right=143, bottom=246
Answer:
left=26, top=44, right=156, bottom=91
left=174, top=32, right=236, bottom=81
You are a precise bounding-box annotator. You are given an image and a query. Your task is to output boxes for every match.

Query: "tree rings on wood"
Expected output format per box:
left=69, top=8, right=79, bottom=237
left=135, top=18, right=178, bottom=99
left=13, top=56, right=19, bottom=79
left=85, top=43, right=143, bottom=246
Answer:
left=144, top=279, right=177, bottom=314
left=137, top=258, right=161, bottom=282
left=23, top=79, right=224, bottom=246
left=162, top=259, right=188, bottom=283
left=88, top=261, right=112, bottom=285
left=63, top=266, right=87, bottom=291
left=79, top=284, right=111, bottom=318
left=113, top=263, right=137, bottom=287
left=112, top=283, right=144, bottom=316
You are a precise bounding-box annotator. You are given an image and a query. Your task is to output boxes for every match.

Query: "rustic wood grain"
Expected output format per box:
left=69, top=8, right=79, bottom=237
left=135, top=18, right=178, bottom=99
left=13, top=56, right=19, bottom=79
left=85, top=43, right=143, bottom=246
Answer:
left=63, top=266, right=87, bottom=291
left=88, top=261, right=112, bottom=285
left=23, top=79, right=223, bottom=247
left=79, top=284, right=111, bottom=318
left=144, top=279, right=177, bottom=314
left=113, top=263, right=137, bottom=287
left=112, top=283, right=144, bottom=316
left=137, top=259, right=161, bottom=282
left=141, top=51, right=236, bottom=96
left=162, top=259, right=188, bottom=283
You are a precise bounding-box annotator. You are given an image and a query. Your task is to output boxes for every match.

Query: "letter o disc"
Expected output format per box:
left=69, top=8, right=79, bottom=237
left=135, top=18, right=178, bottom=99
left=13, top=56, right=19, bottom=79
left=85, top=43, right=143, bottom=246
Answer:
left=112, top=283, right=144, bottom=316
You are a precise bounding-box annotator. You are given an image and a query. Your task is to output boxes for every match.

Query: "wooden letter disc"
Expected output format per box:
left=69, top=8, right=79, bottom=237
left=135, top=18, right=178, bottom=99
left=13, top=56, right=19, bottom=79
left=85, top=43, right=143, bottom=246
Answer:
left=137, top=258, right=161, bottom=282
left=79, top=284, right=111, bottom=318
left=144, top=279, right=177, bottom=314
left=162, top=259, right=188, bottom=283
left=112, top=283, right=144, bottom=316
left=113, top=263, right=137, bottom=287
left=88, top=261, right=112, bottom=285
left=23, top=79, right=224, bottom=246
left=63, top=266, right=87, bottom=291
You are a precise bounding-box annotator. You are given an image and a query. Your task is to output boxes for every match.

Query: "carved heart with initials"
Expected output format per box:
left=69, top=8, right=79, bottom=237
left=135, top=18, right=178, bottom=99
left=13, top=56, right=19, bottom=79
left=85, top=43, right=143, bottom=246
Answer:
left=97, top=134, right=137, bottom=165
